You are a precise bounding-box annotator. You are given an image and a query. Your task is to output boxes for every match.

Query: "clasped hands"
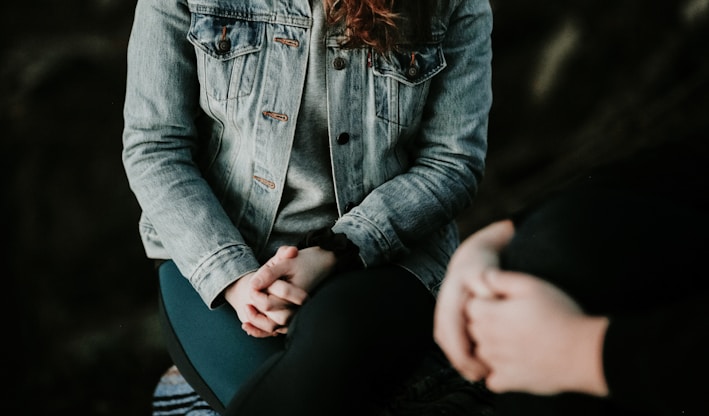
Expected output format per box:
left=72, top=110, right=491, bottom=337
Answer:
left=434, top=220, right=609, bottom=396
left=225, top=245, right=337, bottom=338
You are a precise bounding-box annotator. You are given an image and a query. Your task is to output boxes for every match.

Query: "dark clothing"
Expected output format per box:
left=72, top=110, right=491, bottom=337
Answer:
left=497, top=137, right=709, bottom=415
left=158, top=262, right=438, bottom=416
left=604, top=293, right=709, bottom=415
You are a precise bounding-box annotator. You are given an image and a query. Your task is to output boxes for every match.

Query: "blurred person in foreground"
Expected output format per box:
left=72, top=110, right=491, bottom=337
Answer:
left=435, top=136, right=709, bottom=416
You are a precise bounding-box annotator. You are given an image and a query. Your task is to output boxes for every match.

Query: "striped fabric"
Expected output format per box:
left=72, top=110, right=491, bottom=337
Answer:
left=152, top=366, right=218, bottom=416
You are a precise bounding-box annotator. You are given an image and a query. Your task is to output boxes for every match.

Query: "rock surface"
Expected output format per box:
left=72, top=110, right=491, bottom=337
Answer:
left=5, top=0, right=708, bottom=414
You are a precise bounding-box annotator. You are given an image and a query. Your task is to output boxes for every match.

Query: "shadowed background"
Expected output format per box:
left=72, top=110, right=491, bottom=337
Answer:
left=4, top=0, right=708, bottom=414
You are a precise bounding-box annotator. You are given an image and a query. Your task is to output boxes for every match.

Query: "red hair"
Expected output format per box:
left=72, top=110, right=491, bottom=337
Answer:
left=324, top=0, right=433, bottom=52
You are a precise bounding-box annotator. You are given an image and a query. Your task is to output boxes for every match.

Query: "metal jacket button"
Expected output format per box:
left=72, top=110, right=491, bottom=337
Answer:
left=218, top=38, right=231, bottom=53
left=406, top=64, right=419, bottom=79
left=333, top=57, right=346, bottom=70
left=336, top=132, right=350, bottom=144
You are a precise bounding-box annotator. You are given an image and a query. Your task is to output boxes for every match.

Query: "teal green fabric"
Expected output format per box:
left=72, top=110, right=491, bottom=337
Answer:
left=158, top=261, right=283, bottom=412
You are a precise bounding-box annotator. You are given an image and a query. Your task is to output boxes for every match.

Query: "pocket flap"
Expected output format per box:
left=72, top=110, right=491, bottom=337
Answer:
left=188, top=13, right=264, bottom=60
left=372, top=44, right=447, bottom=86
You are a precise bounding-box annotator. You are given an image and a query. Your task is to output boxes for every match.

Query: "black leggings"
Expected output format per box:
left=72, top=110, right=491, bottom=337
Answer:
left=158, top=263, right=437, bottom=416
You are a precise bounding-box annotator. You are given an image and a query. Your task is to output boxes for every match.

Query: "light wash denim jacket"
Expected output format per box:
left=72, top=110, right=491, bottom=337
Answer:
left=122, top=0, right=492, bottom=308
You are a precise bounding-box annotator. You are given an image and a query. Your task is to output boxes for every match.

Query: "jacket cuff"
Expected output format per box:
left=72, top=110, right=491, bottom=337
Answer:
left=188, top=244, right=260, bottom=309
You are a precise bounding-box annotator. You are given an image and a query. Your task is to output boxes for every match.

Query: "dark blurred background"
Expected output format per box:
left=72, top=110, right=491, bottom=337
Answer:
left=4, top=0, right=708, bottom=414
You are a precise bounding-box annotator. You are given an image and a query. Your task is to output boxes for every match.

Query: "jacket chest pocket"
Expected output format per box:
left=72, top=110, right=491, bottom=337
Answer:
left=372, top=44, right=446, bottom=127
left=188, top=13, right=264, bottom=101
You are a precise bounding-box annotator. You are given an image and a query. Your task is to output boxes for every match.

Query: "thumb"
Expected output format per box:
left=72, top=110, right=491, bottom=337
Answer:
left=275, top=245, right=298, bottom=260
left=482, top=269, right=535, bottom=298
left=251, top=261, right=287, bottom=291
left=474, top=219, right=516, bottom=251
left=251, top=246, right=298, bottom=291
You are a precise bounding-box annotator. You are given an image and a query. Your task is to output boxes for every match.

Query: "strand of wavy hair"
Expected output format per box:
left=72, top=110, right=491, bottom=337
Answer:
left=324, top=0, right=402, bottom=53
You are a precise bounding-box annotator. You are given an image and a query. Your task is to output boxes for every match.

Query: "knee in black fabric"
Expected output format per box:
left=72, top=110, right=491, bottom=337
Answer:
left=293, top=268, right=436, bottom=393
left=288, top=267, right=434, bottom=357
left=225, top=267, right=437, bottom=416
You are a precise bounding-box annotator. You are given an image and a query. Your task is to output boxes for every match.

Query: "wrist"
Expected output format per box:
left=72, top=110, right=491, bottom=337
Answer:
left=224, top=272, right=252, bottom=305
left=573, top=316, right=610, bottom=396
left=297, top=227, right=363, bottom=274
left=310, top=246, right=338, bottom=271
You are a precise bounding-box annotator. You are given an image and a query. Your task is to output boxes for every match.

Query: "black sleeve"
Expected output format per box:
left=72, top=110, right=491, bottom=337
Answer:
left=498, top=135, right=709, bottom=415
left=604, top=294, right=709, bottom=415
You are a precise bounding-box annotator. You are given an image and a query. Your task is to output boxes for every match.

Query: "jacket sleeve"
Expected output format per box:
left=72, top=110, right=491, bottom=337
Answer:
left=122, top=0, right=259, bottom=308
left=603, top=294, right=709, bottom=415
left=333, top=0, right=492, bottom=266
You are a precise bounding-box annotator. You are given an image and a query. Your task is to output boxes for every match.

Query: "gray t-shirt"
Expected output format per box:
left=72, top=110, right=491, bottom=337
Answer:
left=265, top=0, right=338, bottom=255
